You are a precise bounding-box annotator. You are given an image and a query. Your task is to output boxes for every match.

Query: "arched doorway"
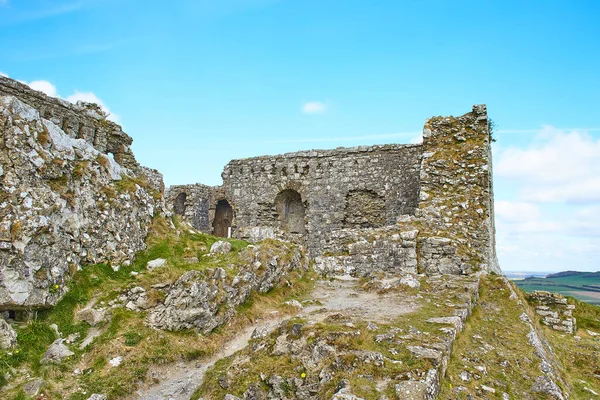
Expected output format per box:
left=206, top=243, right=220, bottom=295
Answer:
left=174, top=192, right=187, bottom=216
left=213, top=199, right=233, bottom=237
left=274, top=189, right=306, bottom=234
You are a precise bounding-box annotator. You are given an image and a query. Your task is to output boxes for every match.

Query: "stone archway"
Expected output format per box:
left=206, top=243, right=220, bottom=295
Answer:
left=274, top=189, right=306, bottom=234
left=213, top=199, right=233, bottom=237
left=174, top=192, right=187, bottom=216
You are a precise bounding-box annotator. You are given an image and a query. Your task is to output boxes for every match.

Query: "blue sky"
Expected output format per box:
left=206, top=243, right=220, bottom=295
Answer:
left=1, top=0, right=599, bottom=272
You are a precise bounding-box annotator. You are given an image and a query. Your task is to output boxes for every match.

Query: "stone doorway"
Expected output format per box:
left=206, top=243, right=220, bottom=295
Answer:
left=174, top=192, right=187, bottom=216
left=213, top=199, right=233, bottom=238
left=275, top=189, right=306, bottom=234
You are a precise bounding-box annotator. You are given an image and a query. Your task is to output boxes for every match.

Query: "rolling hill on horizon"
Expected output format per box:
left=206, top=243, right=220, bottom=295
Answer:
left=513, top=270, right=600, bottom=305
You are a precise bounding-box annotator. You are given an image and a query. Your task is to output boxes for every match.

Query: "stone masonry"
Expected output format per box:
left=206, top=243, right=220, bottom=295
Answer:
left=167, top=105, right=500, bottom=276
left=0, top=77, right=165, bottom=310
left=530, top=291, right=577, bottom=334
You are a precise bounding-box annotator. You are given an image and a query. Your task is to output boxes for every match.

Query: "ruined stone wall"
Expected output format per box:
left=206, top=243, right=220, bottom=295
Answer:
left=167, top=105, right=499, bottom=276
left=0, top=77, right=138, bottom=170
left=0, top=78, right=165, bottom=310
left=221, top=144, right=423, bottom=255
left=417, top=104, right=500, bottom=274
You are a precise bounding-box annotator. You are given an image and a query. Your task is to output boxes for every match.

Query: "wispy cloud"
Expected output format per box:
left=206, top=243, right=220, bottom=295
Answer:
left=496, top=126, right=600, bottom=203
left=302, top=101, right=327, bottom=114
left=2, top=1, right=89, bottom=24
left=494, top=126, right=600, bottom=272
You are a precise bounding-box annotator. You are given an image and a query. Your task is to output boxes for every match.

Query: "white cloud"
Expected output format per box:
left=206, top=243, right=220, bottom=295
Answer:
left=496, top=126, right=600, bottom=203
left=0, top=72, right=7, bottom=77
left=27, top=80, right=58, bottom=97
left=495, top=201, right=540, bottom=222
left=65, top=91, right=120, bottom=123
left=494, top=127, right=600, bottom=271
left=302, top=101, right=327, bottom=114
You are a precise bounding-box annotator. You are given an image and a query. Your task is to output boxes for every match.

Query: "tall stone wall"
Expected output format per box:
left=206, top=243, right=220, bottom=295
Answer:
left=167, top=105, right=500, bottom=276
left=222, top=144, right=422, bottom=255
left=417, top=105, right=500, bottom=274
left=0, top=78, right=165, bottom=310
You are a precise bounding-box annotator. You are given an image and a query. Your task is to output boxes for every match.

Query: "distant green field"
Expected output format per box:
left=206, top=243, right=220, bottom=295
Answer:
left=513, top=271, right=600, bottom=305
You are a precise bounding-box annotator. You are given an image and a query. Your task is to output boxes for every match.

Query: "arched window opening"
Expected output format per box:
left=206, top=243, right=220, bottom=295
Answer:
left=275, top=189, right=306, bottom=234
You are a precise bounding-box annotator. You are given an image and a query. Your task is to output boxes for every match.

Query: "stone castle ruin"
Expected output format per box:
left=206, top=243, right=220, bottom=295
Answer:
left=3, top=76, right=589, bottom=400
left=0, top=74, right=499, bottom=315
left=168, top=104, right=500, bottom=277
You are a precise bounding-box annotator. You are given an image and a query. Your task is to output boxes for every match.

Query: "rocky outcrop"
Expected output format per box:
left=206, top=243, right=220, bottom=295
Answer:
left=40, top=339, right=74, bottom=364
left=0, top=87, right=165, bottom=310
left=197, top=274, right=481, bottom=399
left=147, top=241, right=308, bottom=333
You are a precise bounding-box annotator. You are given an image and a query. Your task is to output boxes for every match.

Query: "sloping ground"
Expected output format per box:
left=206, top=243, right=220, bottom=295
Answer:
left=540, top=298, right=600, bottom=398
left=439, top=275, right=600, bottom=400
left=0, top=218, right=314, bottom=400
left=193, top=274, right=481, bottom=399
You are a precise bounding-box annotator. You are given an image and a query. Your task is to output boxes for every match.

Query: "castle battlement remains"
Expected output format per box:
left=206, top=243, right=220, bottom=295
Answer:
left=167, top=104, right=500, bottom=276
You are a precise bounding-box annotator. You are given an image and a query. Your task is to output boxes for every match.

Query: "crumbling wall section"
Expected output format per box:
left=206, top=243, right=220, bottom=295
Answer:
left=0, top=77, right=138, bottom=170
left=221, top=144, right=423, bottom=256
left=417, top=105, right=500, bottom=274
left=167, top=105, right=500, bottom=276
left=313, top=225, right=419, bottom=276
left=166, top=184, right=214, bottom=232
left=0, top=85, right=165, bottom=310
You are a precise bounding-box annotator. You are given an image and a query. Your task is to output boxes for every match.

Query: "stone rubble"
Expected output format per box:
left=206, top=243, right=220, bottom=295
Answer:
left=210, top=240, right=232, bottom=254
left=0, top=318, right=17, bottom=349
left=530, top=291, right=577, bottom=334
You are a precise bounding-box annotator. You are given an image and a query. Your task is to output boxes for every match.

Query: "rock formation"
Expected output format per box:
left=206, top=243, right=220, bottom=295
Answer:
left=0, top=77, right=165, bottom=311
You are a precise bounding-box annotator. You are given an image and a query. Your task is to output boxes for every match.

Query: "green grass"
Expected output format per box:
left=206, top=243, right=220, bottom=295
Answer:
left=439, top=276, right=558, bottom=400
left=0, top=216, right=314, bottom=400
left=532, top=295, right=600, bottom=398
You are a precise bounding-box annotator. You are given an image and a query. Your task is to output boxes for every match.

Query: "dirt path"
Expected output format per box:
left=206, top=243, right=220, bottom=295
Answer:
left=133, top=275, right=419, bottom=400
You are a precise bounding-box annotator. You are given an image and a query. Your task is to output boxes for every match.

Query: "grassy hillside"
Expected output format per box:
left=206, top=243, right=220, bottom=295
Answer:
left=0, top=216, right=316, bottom=400
left=441, top=276, right=600, bottom=399
left=514, top=271, right=600, bottom=305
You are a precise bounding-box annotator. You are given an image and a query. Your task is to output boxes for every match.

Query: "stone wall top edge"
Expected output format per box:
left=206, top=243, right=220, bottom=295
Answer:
left=225, top=142, right=424, bottom=166
left=166, top=183, right=220, bottom=192
left=0, top=76, right=126, bottom=134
